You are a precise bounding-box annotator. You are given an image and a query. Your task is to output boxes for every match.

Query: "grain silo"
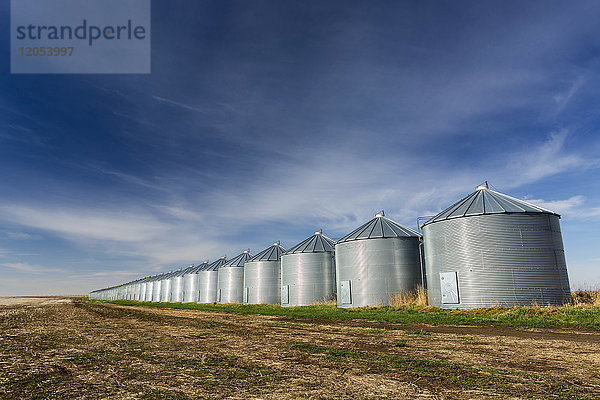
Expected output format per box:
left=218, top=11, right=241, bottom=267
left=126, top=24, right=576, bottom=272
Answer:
left=335, top=212, right=422, bottom=308
left=138, top=278, right=147, bottom=301
left=160, top=271, right=176, bottom=302
left=182, top=262, right=208, bottom=303
left=144, top=275, right=155, bottom=301
left=169, top=267, right=192, bottom=303
left=422, top=183, right=571, bottom=309
left=133, top=279, right=142, bottom=301
left=121, top=283, right=129, bottom=300
left=281, top=232, right=336, bottom=306
left=152, top=274, right=164, bottom=302
left=218, top=250, right=253, bottom=304
left=197, top=257, right=227, bottom=303
left=124, top=283, right=132, bottom=300
left=244, top=243, right=287, bottom=305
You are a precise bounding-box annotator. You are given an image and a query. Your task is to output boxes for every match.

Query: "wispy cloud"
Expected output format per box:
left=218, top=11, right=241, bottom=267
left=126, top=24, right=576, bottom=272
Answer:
left=526, top=195, right=600, bottom=219
left=3, top=231, right=43, bottom=240
left=151, top=95, right=207, bottom=113
left=553, top=76, right=585, bottom=113
left=504, top=130, right=598, bottom=187
left=0, top=262, right=64, bottom=274
left=0, top=204, right=172, bottom=242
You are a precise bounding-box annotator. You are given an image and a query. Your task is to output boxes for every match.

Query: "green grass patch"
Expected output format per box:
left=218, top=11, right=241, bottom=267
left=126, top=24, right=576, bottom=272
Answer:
left=84, top=298, right=600, bottom=331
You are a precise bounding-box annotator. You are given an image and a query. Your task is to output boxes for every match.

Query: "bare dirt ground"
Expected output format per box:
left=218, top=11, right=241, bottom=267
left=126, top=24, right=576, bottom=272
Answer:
left=1, top=299, right=599, bottom=399
left=0, top=297, right=74, bottom=306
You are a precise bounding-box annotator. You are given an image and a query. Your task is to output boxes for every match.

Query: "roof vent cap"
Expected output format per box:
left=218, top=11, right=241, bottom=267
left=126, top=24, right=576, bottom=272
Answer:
left=476, top=181, right=489, bottom=190
left=375, top=210, right=385, bottom=218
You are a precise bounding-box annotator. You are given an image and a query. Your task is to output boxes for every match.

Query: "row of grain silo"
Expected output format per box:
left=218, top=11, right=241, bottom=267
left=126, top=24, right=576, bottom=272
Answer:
left=90, top=183, right=572, bottom=309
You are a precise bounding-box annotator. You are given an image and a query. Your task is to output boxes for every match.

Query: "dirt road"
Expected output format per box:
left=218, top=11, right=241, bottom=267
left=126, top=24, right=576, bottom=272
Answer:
left=1, top=299, right=599, bottom=399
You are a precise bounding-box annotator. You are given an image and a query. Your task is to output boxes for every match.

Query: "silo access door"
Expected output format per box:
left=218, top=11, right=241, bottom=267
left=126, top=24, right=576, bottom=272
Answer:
left=440, top=272, right=459, bottom=304
left=340, top=280, right=352, bottom=304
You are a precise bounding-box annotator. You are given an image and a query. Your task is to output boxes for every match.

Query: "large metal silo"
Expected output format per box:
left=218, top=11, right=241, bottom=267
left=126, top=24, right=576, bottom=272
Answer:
left=160, top=272, right=175, bottom=302
left=218, top=250, right=253, bottom=304
left=144, top=275, right=155, bottom=301
left=139, top=279, right=147, bottom=301
left=133, top=280, right=142, bottom=301
left=197, top=257, right=227, bottom=303
left=335, top=212, right=422, bottom=308
left=281, top=232, right=336, bottom=306
left=422, top=183, right=571, bottom=309
left=244, top=243, right=287, bottom=305
left=152, top=274, right=164, bottom=302
left=125, top=283, right=132, bottom=300
left=169, top=267, right=191, bottom=303
left=182, top=262, right=207, bottom=303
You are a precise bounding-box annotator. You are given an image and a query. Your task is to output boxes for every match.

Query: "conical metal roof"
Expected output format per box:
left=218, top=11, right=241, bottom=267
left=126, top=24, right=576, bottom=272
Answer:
left=423, top=183, right=559, bottom=227
left=181, top=264, right=203, bottom=275
left=193, top=261, right=209, bottom=272
left=223, top=250, right=253, bottom=267
left=160, top=270, right=177, bottom=279
left=337, top=212, right=420, bottom=243
left=249, top=242, right=287, bottom=261
left=286, top=231, right=335, bottom=253
left=203, top=257, right=227, bottom=271
left=171, top=267, right=191, bottom=277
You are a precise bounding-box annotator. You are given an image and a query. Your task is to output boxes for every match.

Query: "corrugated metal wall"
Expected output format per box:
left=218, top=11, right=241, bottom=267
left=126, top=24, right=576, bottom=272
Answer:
left=423, top=213, right=571, bottom=308
left=335, top=237, right=422, bottom=308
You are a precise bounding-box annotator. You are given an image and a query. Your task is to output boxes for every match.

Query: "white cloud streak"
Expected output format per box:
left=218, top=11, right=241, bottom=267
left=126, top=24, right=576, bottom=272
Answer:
left=0, top=262, right=64, bottom=274
left=503, top=130, right=597, bottom=188
left=151, top=95, right=208, bottom=113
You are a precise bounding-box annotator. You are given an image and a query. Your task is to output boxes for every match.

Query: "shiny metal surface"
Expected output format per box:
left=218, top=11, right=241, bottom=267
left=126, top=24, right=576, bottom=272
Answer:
left=145, top=278, right=154, bottom=301
left=182, top=262, right=208, bottom=303
left=183, top=273, right=199, bottom=303
left=133, top=283, right=141, bottom=301
left=196, top=258, right=227, bottom=303
left=423, top=212, right=571, bottom=309
left=217, top=266, right=244, bottom=303
left=139, top=282, right=147, bottom=301
left=160, top=277, right=172, bottom=302
left=243, top=259, right=281, bottom=304
left=281, top=252, right=335, bottom=306
left=243, top=243, right=286, bottom=305
left=423, top=187, right=558, bottom=226
left=152, top=279, right=162, bottom=302
left=170, top=276, right=184, bottom=302
left=197, top=270, right=219, bottom=303
left=217, top=251, right=252, bottom=304
left=335, top=237, right=422, bottom=308
left=337, top=213, right=419, bottom=242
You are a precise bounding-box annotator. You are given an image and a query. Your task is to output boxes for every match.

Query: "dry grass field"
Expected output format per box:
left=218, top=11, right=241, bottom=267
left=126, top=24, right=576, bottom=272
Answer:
left=1, top=297, right=600, bottom=399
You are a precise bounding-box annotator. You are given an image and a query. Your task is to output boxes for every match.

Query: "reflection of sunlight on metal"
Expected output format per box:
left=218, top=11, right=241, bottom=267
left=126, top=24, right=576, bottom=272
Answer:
left=243, top=243, right=287, bottom=305
left=218, top=251, right=253, bottom=304
left=335, top=212, right=422, bottom=308
left=423, top=184, right=571, bottom=309
left=281, top=231, right=336, bottom=307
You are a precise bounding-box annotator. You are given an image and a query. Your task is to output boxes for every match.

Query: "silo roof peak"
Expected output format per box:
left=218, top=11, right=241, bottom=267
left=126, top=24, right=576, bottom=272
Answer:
left=223, top=250, right=254, bottom=267
left=286, top=231, right=335, bottom=254
left=423, top=186, right=559, bottom=227
left=337, top=214, right=420, bottom=243
left=250, top=243, right=287, bottom=261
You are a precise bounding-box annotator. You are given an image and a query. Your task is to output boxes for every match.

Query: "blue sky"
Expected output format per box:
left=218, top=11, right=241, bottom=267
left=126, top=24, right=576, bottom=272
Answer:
left=1, top=0, right=600, bottom=295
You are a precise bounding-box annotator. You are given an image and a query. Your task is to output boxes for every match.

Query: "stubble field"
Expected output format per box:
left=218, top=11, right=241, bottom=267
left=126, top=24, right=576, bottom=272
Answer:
left=1, top=297, right=599, bottom=399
